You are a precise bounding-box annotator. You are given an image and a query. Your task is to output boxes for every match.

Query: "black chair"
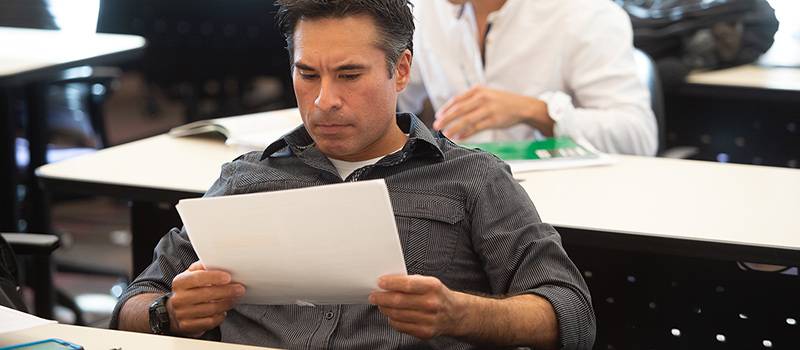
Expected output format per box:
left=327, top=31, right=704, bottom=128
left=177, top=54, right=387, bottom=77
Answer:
left=633, top=49, right=698, bottom=158
left=1, top=232, right=60, bottom=317
left=96, top=0, right=295, bottom=122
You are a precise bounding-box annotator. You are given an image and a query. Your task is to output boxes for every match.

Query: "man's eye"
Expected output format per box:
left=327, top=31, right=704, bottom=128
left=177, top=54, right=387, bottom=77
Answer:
left=340, top=74, right=360, bottom=81
left=299, top=73, right=318, bottom=80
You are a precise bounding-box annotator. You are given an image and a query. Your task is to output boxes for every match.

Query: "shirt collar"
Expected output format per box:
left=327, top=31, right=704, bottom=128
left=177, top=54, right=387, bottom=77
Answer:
left=260, top=113, right=445, bottom=161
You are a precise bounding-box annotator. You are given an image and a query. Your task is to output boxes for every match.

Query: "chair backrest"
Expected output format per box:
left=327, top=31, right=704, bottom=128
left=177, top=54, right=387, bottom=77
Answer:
left=633, top=49, right=666, bottom=154
left=0, top=234, right=27, bottom=312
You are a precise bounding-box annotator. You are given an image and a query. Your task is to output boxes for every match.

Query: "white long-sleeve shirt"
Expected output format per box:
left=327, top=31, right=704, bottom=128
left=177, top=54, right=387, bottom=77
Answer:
left=399, top=0, right=658, bottom=155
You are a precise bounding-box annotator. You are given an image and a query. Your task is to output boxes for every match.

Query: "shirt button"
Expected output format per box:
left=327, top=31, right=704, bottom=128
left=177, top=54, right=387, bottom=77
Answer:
left=325, top=311, right=335, bottom=320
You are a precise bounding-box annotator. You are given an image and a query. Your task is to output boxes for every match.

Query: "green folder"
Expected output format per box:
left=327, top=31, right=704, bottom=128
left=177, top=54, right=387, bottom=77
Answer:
left=463, top=137, right=598, bottom=161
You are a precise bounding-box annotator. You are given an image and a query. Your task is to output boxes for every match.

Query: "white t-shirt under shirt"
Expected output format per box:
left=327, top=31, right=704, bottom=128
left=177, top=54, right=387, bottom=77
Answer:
left=327, top=146, right=405, bottom=180
left=399, top=0, right=658, bottom=155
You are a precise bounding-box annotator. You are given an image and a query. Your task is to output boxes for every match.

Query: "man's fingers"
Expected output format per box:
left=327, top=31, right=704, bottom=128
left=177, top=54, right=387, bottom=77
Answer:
left=172, top=283, right=246, bottom=307
left=188, top=261, right=206, bottom=271
left=456, top=114, right=496, bottom=140
left=173, top=299, right=239, bottom=320
left=435, top=99, right=479, bottom=131
left=173, top=313, right=227, bottom=336
left=378, top=275, right=439, bottom=294
left=173, top=269, right=233, bottom=290
left=442, top=108, right=489, bottom=140
left=371, top=291, right=441, bottom=311
left=379, top=306, right=437, bottom=324
left=434, top=88, right=482, bottom=130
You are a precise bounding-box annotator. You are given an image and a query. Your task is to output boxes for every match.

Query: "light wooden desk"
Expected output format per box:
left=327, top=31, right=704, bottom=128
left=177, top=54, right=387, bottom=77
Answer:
left=0, top=27, right=146, bottom=85
left=0, top=323, right=278, bottom=350
left=686, top=64, right=800, bottom=92
left=35, top=110, right=800, bottom=274
left=0, top=26, right=146, bottom=234
left=515, top=157, right=800, bottom=264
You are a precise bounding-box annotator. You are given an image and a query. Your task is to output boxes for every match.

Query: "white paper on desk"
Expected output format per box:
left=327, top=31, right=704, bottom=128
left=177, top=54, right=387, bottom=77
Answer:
left=0, top=305, right=56, bottom=334
left=507, top=154, right=617, bottom=173
left=176, top=179, right=407, bottom=306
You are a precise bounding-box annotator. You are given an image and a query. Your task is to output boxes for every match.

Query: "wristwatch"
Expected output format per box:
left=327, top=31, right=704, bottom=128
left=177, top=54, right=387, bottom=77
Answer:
left=149, top=292, right=173, bottom=335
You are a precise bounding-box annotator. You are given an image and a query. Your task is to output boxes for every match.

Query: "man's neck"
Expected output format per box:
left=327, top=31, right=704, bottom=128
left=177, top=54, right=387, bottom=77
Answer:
left=472, top=0, right=506, bottom=18
left=471, top=0, right=506, bottom=51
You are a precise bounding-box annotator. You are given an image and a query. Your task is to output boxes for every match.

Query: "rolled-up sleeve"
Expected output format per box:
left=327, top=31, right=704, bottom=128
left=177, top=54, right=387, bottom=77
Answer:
left=469, top=160, right=596, bottom=349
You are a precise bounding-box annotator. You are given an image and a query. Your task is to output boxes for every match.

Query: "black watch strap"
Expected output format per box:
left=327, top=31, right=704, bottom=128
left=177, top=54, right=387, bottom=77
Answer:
left=149, top=292, right=173, bottom=335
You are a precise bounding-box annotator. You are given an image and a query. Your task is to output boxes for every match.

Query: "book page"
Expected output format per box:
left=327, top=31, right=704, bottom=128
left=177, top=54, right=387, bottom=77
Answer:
left=169, top=108, right=303, bottom=150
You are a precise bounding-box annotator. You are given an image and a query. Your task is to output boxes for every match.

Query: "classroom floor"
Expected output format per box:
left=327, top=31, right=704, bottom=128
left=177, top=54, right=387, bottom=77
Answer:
left=46, top=72, right=184, bottom=327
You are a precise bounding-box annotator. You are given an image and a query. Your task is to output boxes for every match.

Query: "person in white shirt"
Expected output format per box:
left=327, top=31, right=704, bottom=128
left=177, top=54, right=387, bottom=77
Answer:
left=399, top=0, right=658, bottom=155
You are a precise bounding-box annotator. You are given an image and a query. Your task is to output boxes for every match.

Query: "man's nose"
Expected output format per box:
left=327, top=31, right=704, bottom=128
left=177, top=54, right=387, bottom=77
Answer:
left=314, top=77, right=343, bottom=111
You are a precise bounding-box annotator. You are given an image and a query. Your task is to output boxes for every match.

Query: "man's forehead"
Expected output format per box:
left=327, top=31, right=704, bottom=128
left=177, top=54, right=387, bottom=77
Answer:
left=293, top=14, right=379, bottom=45
left=292, top=15, right=383, bottom=65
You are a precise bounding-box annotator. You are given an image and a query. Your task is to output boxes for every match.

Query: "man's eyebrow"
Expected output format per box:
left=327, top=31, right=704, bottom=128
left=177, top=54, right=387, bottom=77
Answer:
left=294, top=62, right=316, bottom=71
left=335, top=64, right=367, bottom=71
left=293, top=62, right=369, bottom=72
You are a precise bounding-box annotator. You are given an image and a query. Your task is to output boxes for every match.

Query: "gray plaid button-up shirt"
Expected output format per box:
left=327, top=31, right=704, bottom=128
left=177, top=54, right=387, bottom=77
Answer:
left=110, top=113, right=595, bottom=349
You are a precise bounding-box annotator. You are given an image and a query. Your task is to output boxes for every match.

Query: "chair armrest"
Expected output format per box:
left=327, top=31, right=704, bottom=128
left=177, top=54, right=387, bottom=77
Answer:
left=1, top=233, right=60, bottom=255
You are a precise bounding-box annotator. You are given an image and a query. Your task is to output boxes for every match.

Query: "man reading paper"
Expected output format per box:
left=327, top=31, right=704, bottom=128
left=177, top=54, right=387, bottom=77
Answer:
left=111, top=1, right=595, bottom=349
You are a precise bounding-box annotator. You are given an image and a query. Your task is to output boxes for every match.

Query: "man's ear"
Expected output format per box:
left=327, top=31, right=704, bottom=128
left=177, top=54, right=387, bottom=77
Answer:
left=394, top=49, right=413, bottom=92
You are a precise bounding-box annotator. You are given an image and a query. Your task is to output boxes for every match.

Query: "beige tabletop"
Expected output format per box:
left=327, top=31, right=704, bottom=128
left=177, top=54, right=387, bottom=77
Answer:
left=515, top=156, right=800, bottom=252
left=0, top=323, right=278, bottom=350
left=0, top=26, right=146, bottom=79
left=37, top=127, right=800, bottom=258
left=686, top=64, right=800, bottom=91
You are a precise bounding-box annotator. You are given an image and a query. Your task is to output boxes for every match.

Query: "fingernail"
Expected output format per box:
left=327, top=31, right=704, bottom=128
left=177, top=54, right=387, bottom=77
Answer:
left=235, top=285, right=246, bottom=296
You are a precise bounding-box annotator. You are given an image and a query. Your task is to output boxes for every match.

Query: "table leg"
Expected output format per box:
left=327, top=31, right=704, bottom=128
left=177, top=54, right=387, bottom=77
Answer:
left=0, top=88, right=19, bottom=232
left=28, top=254, right=55, bottom=319
left=129, top=201, right=181, bottom=278
left=24, top=83, right=51, bottom=234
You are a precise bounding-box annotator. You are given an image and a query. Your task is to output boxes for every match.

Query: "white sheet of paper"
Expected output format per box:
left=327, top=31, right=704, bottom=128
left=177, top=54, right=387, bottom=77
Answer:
left=0, top=305, right=56, bottom=334
left=508, top=154, right=617, bottom=173
left=176, top=179, right=407, bottom=306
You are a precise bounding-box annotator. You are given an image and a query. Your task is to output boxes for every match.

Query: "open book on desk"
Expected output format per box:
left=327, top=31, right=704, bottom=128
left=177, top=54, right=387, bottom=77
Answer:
left=168, top=108, right=302, bottom=150
left=463, top=136, right=616, bottom=173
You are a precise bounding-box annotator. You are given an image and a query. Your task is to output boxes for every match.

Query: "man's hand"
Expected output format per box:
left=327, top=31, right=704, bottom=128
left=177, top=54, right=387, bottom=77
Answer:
left=167, top=261, right=246, bottom=337
left=369, top=274, right=560, bottom=348
left=433, top=86, right=552, bottom=140
left=368, top=275, right=467, bottom=339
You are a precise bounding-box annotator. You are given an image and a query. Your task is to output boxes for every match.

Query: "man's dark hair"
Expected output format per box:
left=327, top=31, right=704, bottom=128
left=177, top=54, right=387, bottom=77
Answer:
left=275, top=0, right=414, bottom=77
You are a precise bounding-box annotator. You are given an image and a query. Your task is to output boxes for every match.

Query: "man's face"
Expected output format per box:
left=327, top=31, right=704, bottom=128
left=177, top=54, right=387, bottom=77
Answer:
left=291, top=15, right=411, bottom=161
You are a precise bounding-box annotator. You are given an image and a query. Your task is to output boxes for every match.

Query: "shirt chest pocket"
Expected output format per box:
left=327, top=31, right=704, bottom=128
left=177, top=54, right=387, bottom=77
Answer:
left=392, top=192, right=466, bottom=276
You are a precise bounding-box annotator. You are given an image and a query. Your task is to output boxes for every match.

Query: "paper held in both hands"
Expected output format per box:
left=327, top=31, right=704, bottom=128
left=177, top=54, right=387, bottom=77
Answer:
left=175, top=180, right=407, bottom=306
